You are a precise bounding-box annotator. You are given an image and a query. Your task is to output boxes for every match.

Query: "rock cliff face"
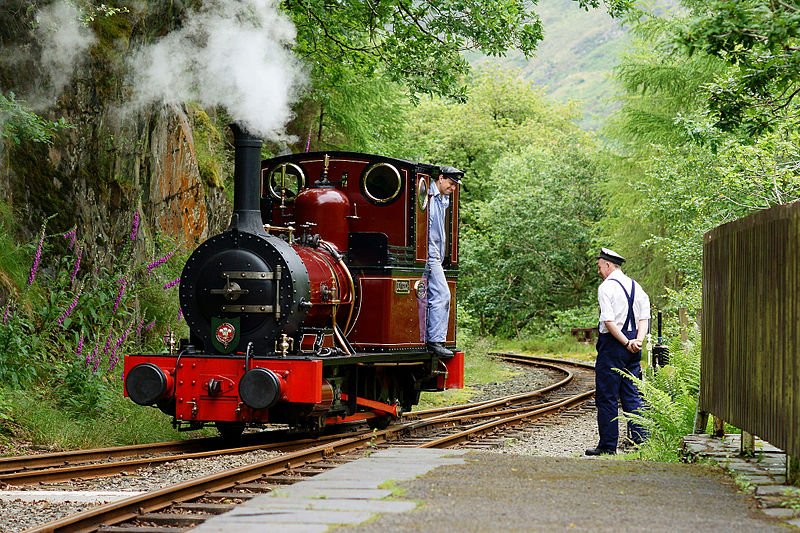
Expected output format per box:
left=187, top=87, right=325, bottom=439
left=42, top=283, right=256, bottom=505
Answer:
left=0, top=2, right=230, bottom=262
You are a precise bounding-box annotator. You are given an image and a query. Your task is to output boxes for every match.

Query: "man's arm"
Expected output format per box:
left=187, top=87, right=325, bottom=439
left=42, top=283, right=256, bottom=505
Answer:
left=603, top=320, right=630, bottom=347
left=603, top=319, right=647, bottom=352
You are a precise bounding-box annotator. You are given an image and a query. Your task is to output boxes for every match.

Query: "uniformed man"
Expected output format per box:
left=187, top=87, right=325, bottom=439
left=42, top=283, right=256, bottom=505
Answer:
left=586, top=247, right=650, bottom=456
left=425, top=166, right=462, bottom=358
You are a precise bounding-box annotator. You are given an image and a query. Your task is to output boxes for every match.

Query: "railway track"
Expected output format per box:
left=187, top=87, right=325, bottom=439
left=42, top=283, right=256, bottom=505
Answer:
left=0, top=431, right=365, bottom=487
left=16, top=354, right=594, bottom=533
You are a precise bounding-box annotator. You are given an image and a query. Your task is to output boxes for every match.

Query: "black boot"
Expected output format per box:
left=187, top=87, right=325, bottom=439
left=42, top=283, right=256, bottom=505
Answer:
left=584, top=447, right=616, bottom=456
left=426, top=342, right=454, bottom=358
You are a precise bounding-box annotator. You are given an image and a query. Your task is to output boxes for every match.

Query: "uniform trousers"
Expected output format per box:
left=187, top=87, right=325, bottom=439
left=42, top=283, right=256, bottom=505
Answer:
left=595, top=331, right=647, bottom=450
left=425, top=260, right=450, bottom=343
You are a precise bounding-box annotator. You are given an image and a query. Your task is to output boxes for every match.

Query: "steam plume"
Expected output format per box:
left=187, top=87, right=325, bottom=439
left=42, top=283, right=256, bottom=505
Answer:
left=128, top=0, right=306, bottom=141
left=33, top=0, right=96, bottom=108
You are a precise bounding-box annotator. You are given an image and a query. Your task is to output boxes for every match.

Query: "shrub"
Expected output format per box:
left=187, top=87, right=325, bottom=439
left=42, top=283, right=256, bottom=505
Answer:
left=0, top=208, right=188, bottom=443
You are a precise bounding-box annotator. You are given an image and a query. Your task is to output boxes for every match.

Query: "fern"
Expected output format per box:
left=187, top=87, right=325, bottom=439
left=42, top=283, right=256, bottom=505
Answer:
left=618, top=328, right=702, bottom=461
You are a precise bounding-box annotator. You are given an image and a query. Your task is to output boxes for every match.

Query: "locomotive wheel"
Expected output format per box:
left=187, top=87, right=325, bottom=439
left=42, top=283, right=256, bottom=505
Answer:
left=215, top=421, right=246, bottom=443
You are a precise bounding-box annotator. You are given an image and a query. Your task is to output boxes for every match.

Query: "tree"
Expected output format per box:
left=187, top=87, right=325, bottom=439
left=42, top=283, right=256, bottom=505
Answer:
left=462, top=140, right=605, bottom=335
left=676, top=0, right=800, bottom=134
left=285, top=0, right=634, bottom=102
left=602, top=1, right=800, bottom=312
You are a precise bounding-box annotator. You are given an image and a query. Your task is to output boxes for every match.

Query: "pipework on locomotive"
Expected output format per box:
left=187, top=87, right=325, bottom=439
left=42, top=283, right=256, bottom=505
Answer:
left=123, top=124, right=464, bottom=438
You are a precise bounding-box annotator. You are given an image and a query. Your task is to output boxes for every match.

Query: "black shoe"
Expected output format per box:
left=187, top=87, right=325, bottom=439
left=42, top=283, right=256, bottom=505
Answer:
left=585, top=447, right=616, bottom=456
left=427, top=342, right=454, bottom=358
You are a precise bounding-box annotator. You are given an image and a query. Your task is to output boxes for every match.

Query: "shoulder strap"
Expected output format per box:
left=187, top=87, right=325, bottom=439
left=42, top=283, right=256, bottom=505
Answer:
left=611, top=278, right=637, bottom=333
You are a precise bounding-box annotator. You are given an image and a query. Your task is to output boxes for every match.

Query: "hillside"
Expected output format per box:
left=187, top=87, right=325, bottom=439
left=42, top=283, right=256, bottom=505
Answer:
left=474, top=0, right=678, bottom=129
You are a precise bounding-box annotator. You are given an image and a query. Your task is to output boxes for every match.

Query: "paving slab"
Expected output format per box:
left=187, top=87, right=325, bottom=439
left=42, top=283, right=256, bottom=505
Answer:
left=239, top=498, right=417, bottom=513
left=192, top=448, right=466, bottom=533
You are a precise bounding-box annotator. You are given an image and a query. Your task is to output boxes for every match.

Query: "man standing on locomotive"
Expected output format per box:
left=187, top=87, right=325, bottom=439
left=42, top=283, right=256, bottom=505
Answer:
left=586, top=248, right=650, bottom=456
left=425, top=166, right=462, bottom=359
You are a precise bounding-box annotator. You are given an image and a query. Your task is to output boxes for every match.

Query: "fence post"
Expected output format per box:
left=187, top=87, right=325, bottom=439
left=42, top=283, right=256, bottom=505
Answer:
left=712, top=416, right=725, bottom=438
left=788, top=455, right=800, bottom=486
left=741, top=431, right=755, bottom=456
left=693, top=408, right=709, bottom=434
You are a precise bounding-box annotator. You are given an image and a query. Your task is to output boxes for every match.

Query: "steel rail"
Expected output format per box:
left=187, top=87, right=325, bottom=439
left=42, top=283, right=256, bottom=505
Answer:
left=418, top=388, right=596, bottom=448
left=1, top=432, right=366, bottom=486
left=23, top=433, right=389, bottom=533
left=0, top=428, right=312, bottom=474
left=0, top=439, right=219, bottom=474
left=407, top=355, right=592, bottom=419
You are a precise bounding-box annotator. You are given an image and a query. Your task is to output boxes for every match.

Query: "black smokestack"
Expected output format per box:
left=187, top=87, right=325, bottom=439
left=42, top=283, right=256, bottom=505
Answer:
left=229, top=123, right=266, bottom=235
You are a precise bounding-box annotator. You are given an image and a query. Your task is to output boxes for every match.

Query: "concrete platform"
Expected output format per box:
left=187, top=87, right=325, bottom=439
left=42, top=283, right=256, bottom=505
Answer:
left=192, top=444, right=793, bottom=532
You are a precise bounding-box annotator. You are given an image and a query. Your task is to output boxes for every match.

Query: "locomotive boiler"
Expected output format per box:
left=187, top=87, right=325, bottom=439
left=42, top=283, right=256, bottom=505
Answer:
left=123, top=124, right=463, bottom=438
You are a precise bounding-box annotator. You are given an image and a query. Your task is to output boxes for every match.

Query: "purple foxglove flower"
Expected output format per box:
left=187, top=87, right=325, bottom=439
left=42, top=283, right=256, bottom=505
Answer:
left=2, top=301, right=12, bottom=324
left=87, top=339, right=99, bottom=367
left=109, top=349, right=119, bottom=372
left=177, top=307, right=183, bottom=321
left=147, top=250, right=175, bottom=274
left=57, top=290, right=81, bottom=326
left=144, top=320, right=156, bottom=332
left=28, top=226, right=46, bottom=285
left=70, top=247, right=82, bottom=285
left=115, top=320, right=134, bottom=349
left=163, top=277, right=180, bottom=290
left=76, top=335, right=84, bottom=358
left=63, top=227, right=77, bottom=251
left=102, top=330, right=114, bottom=356
left=136, top=317, right=145, bottom=337
left=130, top=211, right=140, bottom=241
left=113, top=277, right=127, bottom=314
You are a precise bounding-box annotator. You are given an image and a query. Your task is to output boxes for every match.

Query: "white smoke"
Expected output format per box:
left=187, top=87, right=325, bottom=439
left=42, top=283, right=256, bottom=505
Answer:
left=128, top=0, right=306, bottom=141
left=33, top=0, right=97, bottom=108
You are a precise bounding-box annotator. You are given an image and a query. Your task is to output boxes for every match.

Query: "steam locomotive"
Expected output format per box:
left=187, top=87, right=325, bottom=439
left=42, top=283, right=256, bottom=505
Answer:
left=123, top=125, right=464, bottom=438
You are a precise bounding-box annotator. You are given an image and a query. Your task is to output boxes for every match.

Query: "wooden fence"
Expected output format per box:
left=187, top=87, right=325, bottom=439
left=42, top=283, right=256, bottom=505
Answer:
left=701, top=201, right=800, bottom=466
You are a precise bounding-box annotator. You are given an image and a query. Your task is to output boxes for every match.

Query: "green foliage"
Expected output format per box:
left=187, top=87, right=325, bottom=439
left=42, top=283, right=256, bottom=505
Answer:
left=620, top=329, right=701, bottom=461
left=188, top=104, right=229, bottom=190
left=676, top=0, right=800, bottom=134
left=0, top=207, right=185, bottom=422
left=0, top=92, right=71, bottom=145
left=393, top=67, right=579, bottom=203
left=462, top=143, right=603, bottom=336
left=285, top=0, right=555, bottom=103
left=299, top=73, right=411, bottom=153
left=0, top=203, right=29, bottom=298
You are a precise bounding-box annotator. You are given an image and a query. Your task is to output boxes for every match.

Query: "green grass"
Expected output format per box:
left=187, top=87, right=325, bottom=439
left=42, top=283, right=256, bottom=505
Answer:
left=1, top=386, right=190, bottom=452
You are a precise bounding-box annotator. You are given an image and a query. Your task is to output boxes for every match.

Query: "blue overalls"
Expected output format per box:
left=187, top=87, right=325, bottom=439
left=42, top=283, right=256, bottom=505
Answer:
left=595, top=279, right=647, bottom=450
left=425, top=185, right=450, bottom=343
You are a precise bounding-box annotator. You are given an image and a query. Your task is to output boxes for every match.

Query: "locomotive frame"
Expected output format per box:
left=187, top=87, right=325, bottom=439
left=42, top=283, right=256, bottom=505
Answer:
left=123, top=125, right=464, bottom=437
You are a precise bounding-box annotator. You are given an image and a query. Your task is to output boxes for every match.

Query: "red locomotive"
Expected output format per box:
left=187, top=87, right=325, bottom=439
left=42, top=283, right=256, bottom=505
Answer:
left=123, top=125, right=463, bottom=438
